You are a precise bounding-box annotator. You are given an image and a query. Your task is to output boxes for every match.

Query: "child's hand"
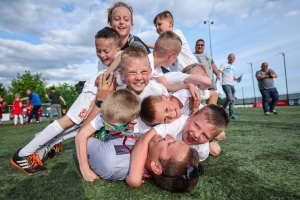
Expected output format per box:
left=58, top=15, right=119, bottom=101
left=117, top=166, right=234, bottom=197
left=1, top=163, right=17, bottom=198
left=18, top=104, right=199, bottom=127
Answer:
left=96, top=72, right=116, bottom=100
left=187, top=83, right=200, bottom=101
left=81, top=167, right=100, bottom=182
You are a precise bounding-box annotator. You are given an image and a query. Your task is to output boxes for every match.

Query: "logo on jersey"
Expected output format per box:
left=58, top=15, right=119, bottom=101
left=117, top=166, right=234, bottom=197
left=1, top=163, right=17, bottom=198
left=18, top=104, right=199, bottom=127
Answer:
left=78, top=108, right=87, bottom=119
left=225, top=66, right=232, bottom=72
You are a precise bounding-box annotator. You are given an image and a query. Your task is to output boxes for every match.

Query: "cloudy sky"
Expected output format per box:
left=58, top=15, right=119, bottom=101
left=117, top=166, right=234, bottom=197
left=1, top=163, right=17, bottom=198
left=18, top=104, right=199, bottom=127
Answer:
left=0, top=0, right=299, bottom=99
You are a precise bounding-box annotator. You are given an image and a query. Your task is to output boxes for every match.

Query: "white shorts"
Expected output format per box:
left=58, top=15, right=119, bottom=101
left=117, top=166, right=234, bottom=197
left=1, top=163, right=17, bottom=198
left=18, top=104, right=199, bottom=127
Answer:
left=66, top=91, right=95, bottom=124
left=200, top=90, right=210, bottom=100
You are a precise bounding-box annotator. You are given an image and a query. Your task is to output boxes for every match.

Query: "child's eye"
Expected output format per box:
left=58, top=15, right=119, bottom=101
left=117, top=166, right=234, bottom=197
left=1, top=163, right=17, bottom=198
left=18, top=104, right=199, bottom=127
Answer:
left=203, top=134, right=208, bottom=140
left=194, top=122, right=199, bottom=129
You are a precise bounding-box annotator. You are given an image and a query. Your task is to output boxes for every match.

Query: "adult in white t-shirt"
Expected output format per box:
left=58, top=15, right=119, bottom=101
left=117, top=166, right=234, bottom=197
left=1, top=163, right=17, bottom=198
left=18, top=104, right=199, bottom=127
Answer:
left=218, top=53, right=240, bottom=119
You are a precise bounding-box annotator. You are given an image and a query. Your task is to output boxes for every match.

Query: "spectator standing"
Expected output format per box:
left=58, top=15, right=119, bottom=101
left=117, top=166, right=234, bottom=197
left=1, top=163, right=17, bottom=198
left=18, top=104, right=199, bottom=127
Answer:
left=45, top=87, right=66, bottom=123
left=219, top=54, right=241, bottom=119
left=255, top=62, right=279, bottom=116
left=194, top=39, right=220, bottom=90
left=13, top=93, right=24, bottom=126
left=0, top=95, right=7, bottom=127
left=21, top=90, right=42, bottom=124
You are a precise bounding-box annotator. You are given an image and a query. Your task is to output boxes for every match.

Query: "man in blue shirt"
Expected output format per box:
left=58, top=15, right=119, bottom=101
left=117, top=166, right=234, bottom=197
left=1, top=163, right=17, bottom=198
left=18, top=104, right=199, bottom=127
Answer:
left=21, top=90, right=42, bottom=124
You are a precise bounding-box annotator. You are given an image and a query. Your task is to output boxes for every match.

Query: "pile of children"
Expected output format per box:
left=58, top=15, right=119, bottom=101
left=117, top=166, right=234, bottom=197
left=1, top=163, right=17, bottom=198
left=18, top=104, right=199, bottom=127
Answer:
left=10, top=2, right=230, bottom=193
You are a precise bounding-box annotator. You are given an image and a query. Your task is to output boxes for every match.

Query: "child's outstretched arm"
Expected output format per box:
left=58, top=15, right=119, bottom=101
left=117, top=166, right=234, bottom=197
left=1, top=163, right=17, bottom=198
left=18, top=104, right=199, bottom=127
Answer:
left=75, top=123, right=100, bottom=181
left=155, top=76, right=200, bottom=101
left=146, top=43, right=154, bottom=49
left=126, top=128, right=157, bottom=187
left=183, top=75, right=211, bottom=90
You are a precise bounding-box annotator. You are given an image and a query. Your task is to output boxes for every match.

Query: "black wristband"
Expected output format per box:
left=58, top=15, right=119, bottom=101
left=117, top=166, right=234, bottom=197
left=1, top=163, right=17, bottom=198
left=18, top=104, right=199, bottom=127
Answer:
left=95, top=100, right=103, bottom=108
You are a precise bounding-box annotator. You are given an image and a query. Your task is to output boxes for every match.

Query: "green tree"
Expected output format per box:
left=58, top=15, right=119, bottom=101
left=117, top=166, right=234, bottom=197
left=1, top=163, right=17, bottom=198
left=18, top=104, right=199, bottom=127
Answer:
left=0, top=82, right=11, bottom=112
left=10, top=71, right=48, bottom=102
left=217, top=97, right=226, bottom=106
left=45, top=83, right=78, bottom=110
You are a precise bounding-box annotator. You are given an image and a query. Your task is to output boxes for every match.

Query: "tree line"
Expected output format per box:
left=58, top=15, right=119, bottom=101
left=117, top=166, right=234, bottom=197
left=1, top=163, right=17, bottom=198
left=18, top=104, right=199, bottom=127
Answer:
left=0, top=71, right=78, bottom=112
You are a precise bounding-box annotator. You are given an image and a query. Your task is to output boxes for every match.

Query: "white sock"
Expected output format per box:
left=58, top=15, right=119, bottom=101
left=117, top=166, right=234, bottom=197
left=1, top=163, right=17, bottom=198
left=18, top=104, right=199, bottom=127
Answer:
left=52, top=129, right=79, bottom=146
left=19, top=120, right=65, bottom=157
left=20, top=115, right=23, bottom=124
left=14, top=116, right=17, bottom=125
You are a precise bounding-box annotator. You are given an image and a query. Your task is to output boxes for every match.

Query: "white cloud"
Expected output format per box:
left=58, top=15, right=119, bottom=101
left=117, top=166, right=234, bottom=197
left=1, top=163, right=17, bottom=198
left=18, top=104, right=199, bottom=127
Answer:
left=285, top=10, right=300, bottom=17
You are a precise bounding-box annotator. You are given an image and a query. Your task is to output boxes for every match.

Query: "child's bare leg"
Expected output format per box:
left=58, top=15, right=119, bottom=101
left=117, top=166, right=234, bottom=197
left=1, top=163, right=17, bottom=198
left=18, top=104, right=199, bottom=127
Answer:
left=209, top=141, right=221, bottom=156
left=207, top=90, right=218, bottom=105
left=214, top=131, right=226, bottom=141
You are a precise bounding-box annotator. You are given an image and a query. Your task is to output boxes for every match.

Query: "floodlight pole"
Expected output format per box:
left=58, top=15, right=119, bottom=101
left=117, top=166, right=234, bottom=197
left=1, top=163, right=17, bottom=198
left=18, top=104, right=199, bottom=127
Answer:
left=279, top=53, right=289, bottom=101
left=248, top=63, right=257, bottom=104
left=204, top=20, right=214, bottom=57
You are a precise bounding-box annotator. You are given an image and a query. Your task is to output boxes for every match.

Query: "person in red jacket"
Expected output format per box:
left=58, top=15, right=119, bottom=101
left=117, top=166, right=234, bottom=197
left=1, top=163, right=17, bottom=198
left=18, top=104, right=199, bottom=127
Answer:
left=25, top=102, right=33, bottom=124
left=13, top=93, right=24, bottom=126
left=0, top=95, right=7, bottom=127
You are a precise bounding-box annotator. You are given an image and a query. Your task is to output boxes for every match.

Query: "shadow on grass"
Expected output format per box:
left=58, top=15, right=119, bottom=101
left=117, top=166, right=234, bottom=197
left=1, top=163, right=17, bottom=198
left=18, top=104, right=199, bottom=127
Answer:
left=4, top=162, right=88, bottom=199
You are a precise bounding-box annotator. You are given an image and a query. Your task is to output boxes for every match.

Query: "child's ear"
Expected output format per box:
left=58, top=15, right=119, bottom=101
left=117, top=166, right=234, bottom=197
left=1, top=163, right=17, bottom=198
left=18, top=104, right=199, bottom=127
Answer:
left=130, top=22, right=134, bottom=30
left=119, top=69, right=125, bottom=81
left=150, top=161, right=162, bottom=175
left=167, top=52, right=175, bottom=60
left=169, top=20, right=173, bottom=28
left=161, top=95, right=169, bottom=100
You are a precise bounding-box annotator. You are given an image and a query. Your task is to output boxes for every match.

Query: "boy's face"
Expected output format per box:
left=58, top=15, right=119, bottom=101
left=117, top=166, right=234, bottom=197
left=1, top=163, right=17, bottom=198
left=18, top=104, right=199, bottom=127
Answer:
left=148, top=134, right=189, bottom=163
left=182, top=112, right=218, bottom=145
left=152, top=95, right=182, bottom=125
left=95, top=38, right=120, bottom=66
left=119, top=58, right=152, bottom=95
left=110, top=7, right=133, bottom=38
left=155, top=19, right=172, bottom=35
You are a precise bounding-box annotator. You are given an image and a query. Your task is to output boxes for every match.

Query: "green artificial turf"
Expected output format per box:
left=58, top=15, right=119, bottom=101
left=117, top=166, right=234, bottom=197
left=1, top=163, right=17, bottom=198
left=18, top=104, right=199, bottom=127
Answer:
left=0, top=107, right=300, bottom=199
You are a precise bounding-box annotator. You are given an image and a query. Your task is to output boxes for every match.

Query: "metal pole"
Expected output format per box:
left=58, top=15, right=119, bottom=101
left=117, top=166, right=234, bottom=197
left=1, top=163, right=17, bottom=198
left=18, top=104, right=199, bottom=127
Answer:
left=279, top=53, right=289, bottom=101
left=204, top=21, right=214, bottom=57
left=242, top=87, right=245, bottom=108
left=248, top=63, right=257, bottom=104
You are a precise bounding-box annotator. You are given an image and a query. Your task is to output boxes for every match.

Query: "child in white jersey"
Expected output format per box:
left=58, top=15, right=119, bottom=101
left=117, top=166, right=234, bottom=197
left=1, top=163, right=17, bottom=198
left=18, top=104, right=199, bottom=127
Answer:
left=148, top=10, right=199, bottom=72
left=138, top=98, right=229, bottom=160
left=10, top=27, right=121, bottom=174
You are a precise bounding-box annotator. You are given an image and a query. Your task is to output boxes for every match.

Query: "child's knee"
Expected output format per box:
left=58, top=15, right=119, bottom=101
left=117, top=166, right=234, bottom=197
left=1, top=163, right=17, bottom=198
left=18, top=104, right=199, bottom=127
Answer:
left=57, top=115, right=74, bottom=128
left=209, top=141, right=221, bottom=156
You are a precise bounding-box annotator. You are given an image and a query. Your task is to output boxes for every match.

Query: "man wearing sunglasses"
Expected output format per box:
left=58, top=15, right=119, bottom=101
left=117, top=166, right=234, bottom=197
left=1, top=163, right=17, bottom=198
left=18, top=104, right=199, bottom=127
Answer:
left=193, top=39, right=220, bottom=90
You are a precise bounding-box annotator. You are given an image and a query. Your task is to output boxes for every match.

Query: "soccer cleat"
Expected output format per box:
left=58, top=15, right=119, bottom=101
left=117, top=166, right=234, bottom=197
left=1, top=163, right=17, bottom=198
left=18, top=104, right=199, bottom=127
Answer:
left=54, top=142, right=63, bottom=153
left=24, top=122, right=29, bottom=125
left=265, top=112, right=270, bottom=116
left=230, top=115, right=238, bottom=119
left=35, top=121, right=40, bottom=124
left=270, top=110, right=278, bottom=114
left=10, top=149, right=46, bottom=174
left=0, top=124, right=3, bottom=127
left=13, top=124, right=17, bottom=126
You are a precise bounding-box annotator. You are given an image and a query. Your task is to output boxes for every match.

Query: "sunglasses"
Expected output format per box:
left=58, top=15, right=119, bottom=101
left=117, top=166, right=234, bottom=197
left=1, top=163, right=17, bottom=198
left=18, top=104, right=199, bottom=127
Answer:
left=161, top=163, right=204, bottom=180
left=100, top=113, right=131, bottom=133
left=196, top=44, right=205, bottom=47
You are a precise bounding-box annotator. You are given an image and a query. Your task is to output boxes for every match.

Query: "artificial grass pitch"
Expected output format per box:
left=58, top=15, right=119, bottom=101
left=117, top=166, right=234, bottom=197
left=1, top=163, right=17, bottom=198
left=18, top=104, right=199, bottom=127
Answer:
left=0, top=106, right=299, bottom=199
